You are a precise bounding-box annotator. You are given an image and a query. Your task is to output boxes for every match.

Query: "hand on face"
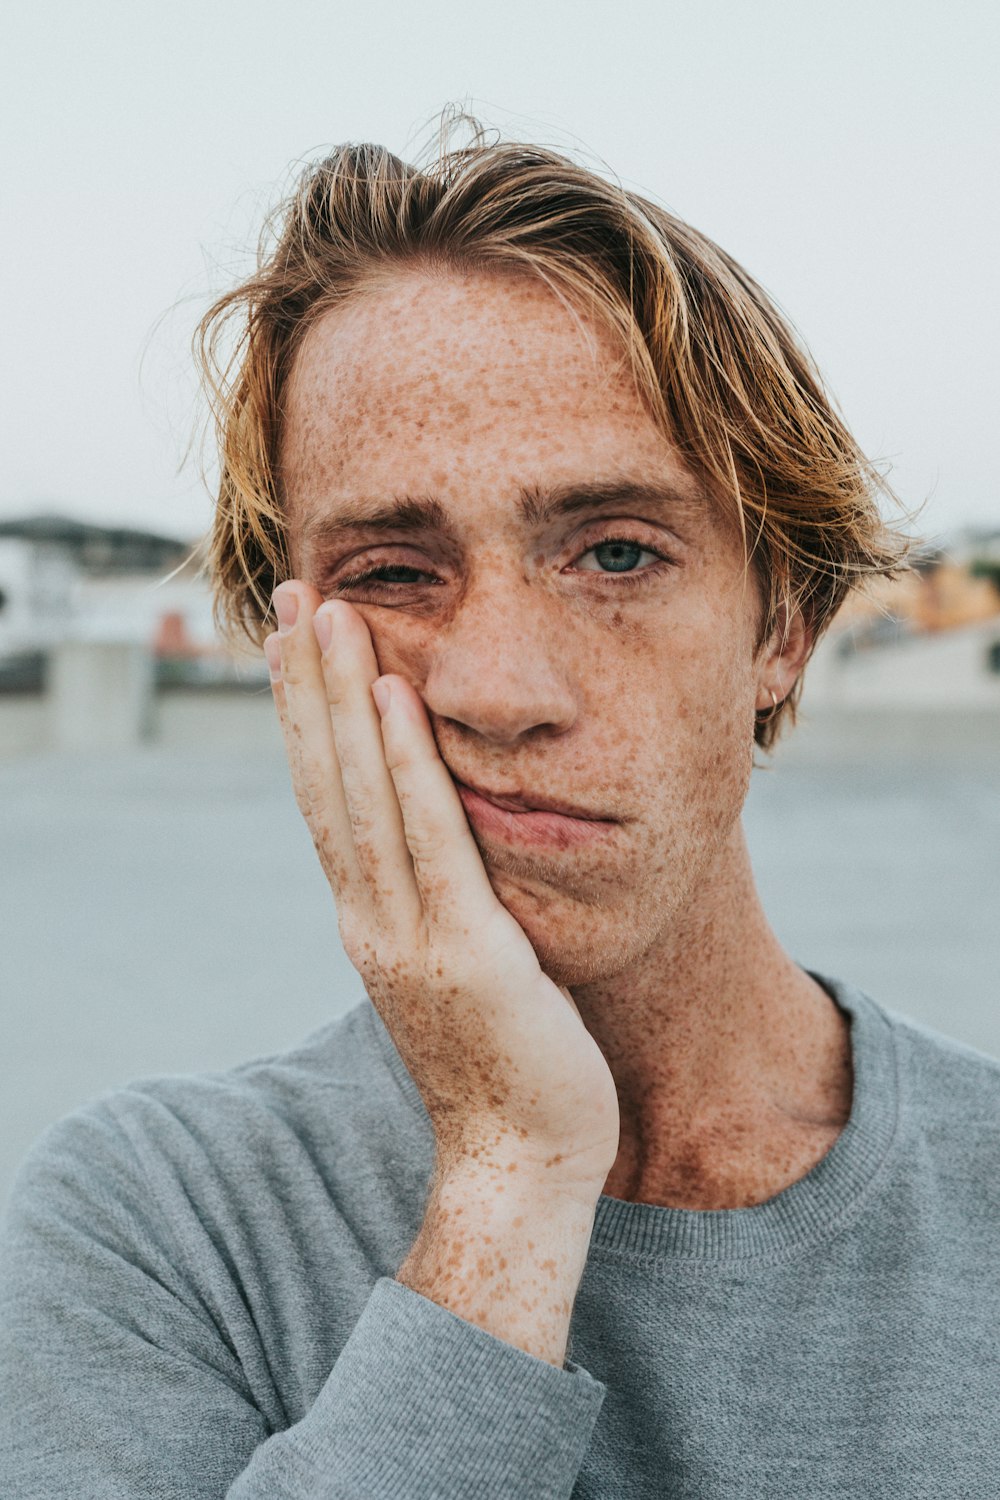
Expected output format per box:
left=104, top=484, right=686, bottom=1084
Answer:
left=265, top=580, right=620, bottom=1191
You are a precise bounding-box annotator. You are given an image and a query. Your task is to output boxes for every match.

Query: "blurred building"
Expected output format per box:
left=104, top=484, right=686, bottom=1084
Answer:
left=808, top=528, right=1000, bottom=708
left=0, top=512, right=266, bottom=687
left=0, top=513, right=208, bottom=652
left=0, top=513, right=268, bottom=753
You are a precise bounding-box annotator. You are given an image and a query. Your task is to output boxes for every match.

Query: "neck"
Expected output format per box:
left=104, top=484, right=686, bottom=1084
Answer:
left=572, top=821, right=853, bottom=1210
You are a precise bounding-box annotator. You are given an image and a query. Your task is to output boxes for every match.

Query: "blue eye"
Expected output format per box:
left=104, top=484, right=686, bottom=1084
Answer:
left=331, top=532, right=672, bottom=595
left=578, top=537, right=660, bottom=574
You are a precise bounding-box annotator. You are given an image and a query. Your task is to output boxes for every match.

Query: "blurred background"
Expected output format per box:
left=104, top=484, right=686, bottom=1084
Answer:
left=1, top=0, right=998, bottom=1216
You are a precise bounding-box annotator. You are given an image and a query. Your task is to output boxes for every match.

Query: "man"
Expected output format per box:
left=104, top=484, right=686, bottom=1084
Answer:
left=2, top=123, right=998, bottom=1497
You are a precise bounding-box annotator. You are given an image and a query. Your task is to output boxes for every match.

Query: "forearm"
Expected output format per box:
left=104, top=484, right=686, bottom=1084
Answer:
left=397, top=1157, right=601, bottom=1367
left=4, top=1116, right=607, bottom=1500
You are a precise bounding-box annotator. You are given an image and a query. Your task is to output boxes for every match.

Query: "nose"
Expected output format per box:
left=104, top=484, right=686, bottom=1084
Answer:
left=420, top=576, right=578, bottom=745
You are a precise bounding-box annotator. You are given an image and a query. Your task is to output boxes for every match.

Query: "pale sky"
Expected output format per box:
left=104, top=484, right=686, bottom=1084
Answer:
left=2, top=0, right=997, bottom=546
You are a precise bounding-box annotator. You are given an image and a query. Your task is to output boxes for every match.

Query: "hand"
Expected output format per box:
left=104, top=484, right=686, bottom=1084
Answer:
left=265, top=581, right=619, bottom=1192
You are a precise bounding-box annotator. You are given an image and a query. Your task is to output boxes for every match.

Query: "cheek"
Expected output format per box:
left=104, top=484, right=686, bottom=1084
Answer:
left=351, top=613, right=437, bottom=682
left=640, top=619, right=757, bottom=833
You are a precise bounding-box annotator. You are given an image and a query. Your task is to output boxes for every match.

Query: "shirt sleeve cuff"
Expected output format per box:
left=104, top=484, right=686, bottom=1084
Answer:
left=288, top=1277, right=605, bottom=1498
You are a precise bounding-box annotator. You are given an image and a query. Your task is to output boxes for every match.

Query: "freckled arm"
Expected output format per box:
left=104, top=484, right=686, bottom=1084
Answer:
left=251, top=584, right=618, bottom=1494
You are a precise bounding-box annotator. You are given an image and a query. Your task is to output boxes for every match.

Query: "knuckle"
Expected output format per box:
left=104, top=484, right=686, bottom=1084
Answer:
left=337, top=915, right=374, bottom=976
left=298, top=765, right=328, bottom=810
left=402, top=814, right=447, bottom=866
left=373, top=943, right=413, bottom=989
left=322, top=670, right=349, bottom=710
left=278, top=655, right=310, bottom=691
left=338, top=761, right=370, bottom=816
left=352, top=934, right=410, bottom=998
left=382, top=740, right=411, bottom=776
left=313, top=829, right=349, bottom=891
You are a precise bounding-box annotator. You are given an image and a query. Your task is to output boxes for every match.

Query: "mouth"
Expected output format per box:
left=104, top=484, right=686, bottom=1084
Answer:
left=453, top=777, right=614, bottom=821
left=452, top=777, right=619, bottom=850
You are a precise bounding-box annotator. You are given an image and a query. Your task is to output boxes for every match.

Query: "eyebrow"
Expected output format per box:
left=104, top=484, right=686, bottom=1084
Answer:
left=299, top=479, right=700, bottom=553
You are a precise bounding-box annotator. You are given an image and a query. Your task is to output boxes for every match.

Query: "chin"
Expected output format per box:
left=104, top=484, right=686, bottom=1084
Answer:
left=485, top=866, right=664, bottom=988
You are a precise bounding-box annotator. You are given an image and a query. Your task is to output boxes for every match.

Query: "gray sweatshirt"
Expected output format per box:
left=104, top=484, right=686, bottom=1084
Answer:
left=1, top=972, right=998, bottom=1497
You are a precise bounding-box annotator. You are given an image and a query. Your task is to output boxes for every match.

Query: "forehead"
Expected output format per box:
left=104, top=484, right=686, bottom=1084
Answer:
left=280, top=267, right=697, bottom=523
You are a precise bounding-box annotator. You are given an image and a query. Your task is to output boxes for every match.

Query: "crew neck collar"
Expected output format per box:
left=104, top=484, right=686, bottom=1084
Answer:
left=366, top=971, right=901, bottom=1267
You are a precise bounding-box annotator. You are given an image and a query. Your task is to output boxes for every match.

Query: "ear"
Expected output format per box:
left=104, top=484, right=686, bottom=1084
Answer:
left=754, top=600, right=813, bottom=714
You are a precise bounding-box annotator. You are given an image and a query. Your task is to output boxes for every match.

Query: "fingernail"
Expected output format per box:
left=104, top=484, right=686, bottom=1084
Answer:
left=371, top=678, right=392, bottom=717
left=273, top=589, right=298, bottom=634
left=313, top=608, right=333, bottom=653
left=263, top=634, right=281, bottom=681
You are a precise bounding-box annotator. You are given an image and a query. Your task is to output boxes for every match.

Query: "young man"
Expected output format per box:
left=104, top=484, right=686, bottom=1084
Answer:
left=2, top=125, right=998, bottom=1496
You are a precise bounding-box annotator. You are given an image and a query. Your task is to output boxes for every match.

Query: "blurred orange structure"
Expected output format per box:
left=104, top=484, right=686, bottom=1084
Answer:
left=832, top=545, right=1000, bottom=637
left=153, top=610, right=201, bottom=659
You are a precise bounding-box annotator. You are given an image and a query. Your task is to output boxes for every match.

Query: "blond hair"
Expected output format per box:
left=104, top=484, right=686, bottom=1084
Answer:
left=196, top=114, right=916, bottom=749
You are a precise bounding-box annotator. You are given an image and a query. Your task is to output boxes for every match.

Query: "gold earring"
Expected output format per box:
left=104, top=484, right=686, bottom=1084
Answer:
left=757, top=687, right=781, bottom=723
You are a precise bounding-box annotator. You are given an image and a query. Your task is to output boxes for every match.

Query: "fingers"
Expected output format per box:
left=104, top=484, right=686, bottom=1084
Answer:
left=312, top=599, right=424, bottom=945
left=266, top=584, right=366, bottom=909
left=269, top=582, right=502, bottom=966
left=372, top=671, right=509, bottom=937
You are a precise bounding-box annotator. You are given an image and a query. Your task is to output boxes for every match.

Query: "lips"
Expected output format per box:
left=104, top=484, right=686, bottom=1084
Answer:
left=453, top=777, right=613, bottom=822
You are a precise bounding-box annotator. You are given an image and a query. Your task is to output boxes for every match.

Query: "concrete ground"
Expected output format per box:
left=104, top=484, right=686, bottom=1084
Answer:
left=2, top=698, right=998, bottom=1216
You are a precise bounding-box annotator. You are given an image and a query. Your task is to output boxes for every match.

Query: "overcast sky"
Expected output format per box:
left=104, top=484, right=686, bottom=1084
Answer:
left=2, top=0, right=997, bottom=546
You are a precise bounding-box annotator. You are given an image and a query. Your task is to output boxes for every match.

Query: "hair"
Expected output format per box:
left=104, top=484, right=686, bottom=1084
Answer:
left=195, top=111, right=917, bottom=750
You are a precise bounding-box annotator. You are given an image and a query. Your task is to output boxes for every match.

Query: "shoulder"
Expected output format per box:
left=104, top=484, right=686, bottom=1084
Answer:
left=813, top=973, right=1000, bottom=1222
left=882, top=1005, right=1000, bottom=1252
left=3, top=998, right=421, bottom=1256
left=884, top=1004, right=1000, bottom=1128
left=816, top=971, right=1000, bottom=1132
left=868, top=995, right=1000, bottom=1222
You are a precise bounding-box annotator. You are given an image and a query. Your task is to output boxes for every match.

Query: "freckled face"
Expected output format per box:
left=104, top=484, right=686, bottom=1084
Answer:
left=282, top=268, right=765, bottom=986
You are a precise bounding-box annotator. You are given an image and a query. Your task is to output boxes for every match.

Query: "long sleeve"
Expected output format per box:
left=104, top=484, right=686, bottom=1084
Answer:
left=0, top=1103, right=604, bottom=1498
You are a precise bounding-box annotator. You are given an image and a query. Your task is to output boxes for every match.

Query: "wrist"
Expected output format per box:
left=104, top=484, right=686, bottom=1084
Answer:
left=398, top=1159, right=600, bottom=1367
left=433, top=1121, right=615, bottom=1204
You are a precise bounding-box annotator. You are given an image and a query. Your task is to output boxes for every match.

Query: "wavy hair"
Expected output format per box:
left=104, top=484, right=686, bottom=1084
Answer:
left=195, top=113, right=916, bottom=749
